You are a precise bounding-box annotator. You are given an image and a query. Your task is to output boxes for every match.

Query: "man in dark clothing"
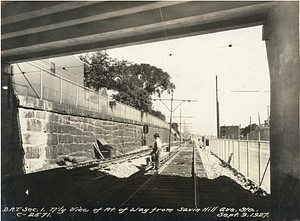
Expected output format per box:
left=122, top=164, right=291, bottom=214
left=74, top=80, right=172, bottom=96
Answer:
left=150, top=133, right=162, bottom=170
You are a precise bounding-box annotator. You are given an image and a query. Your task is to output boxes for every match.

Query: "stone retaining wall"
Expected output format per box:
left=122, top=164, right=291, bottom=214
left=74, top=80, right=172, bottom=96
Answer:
left=18, top=96, right=174, bottom=173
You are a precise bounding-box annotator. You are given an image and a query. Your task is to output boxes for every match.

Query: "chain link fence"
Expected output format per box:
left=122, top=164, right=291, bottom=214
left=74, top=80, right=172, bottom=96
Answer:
left=209, top=139, right=270, bottom=193
left=12, top=63, right=171, bottom=129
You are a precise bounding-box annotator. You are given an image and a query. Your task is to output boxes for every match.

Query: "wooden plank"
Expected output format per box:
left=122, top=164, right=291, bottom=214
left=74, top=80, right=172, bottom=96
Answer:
left=94, top=142, right=105, bottom=159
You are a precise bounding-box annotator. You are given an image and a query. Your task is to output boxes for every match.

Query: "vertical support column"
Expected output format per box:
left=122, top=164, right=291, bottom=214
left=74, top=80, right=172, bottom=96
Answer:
left=1, top=62, right=25, bottom=176
left=263, top=2, right=299, bottom=218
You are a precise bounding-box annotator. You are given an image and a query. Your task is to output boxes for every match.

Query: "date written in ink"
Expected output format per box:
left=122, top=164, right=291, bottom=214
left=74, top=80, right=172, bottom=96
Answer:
left=216, top=207, right=270, bottom=219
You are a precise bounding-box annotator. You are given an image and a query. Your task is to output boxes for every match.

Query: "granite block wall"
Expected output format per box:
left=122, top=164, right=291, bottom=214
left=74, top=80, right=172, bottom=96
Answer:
left=18, top=96, right=174, bottom=173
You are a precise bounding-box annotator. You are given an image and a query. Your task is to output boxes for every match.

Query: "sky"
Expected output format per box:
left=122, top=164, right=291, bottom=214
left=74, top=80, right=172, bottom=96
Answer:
left=107, top=25, right=270, bottom=137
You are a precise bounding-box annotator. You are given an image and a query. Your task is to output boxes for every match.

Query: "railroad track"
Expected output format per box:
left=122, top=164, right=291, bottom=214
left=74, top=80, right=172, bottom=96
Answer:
left=89, top=148, right=152, bottom=171
left=88, top=142, right=181, bottom=171
left=89, top=141, right=211, bottom=208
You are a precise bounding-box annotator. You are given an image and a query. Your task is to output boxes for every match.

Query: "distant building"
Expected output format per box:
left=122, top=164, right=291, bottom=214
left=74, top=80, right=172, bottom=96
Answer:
left=220, top=125, right=240, bottom=139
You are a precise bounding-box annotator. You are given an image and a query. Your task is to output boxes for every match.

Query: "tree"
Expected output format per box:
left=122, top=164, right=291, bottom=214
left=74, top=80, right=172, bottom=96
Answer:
left=79, top=51, right=116, bottom=90
left=79, top=51, right=175, bottom=116
left=130, top=63, right=175, bottom=97
left=171, top=122, right=180, bottom=135
left=240, top=123, right=259, bottom=137
left=149, top=110, right=166, bottom=121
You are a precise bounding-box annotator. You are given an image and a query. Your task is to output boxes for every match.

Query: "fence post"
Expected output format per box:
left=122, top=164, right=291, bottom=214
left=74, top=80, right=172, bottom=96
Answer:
left=228, top=139, right=230, bottom=161
left=232, top=139, right=235, bottom=167
left=219, top=139, right=221, bottom=158
left=221, top=139, right=223, bottom=159
left=238, top=139, right=241, bottom=171
left=223, top=139, right=228, bottom=161
left=214, top=139, right=216, bottom=154
left=247, top=134, right=249, bottom=177
left=218, top=139, right=220, bottom=156
left=224, top=139, right=226, bottom=160
left=60, top=76, right=62, bottom=104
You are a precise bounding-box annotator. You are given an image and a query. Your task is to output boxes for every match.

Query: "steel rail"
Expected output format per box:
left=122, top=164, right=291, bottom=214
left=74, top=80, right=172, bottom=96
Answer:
left=89, top=149, right=152, bottom=171
left=120, top=148, right=183, bottom=206
left=87, top=146, right=184, bottom=206
left=193, top=141, right=199, bottom=207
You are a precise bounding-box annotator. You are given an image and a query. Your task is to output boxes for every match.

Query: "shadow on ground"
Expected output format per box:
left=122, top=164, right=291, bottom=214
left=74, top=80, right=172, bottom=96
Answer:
left=2, top=166, right=270, bottom=221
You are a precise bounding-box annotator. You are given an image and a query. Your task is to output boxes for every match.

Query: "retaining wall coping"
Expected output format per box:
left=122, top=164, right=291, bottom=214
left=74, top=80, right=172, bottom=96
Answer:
left=18, top=95, right=169, bottom=130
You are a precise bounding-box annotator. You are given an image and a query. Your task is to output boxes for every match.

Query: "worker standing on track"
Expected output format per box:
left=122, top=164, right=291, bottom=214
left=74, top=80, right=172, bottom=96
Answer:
left=151, top=133, right=162, bottom=170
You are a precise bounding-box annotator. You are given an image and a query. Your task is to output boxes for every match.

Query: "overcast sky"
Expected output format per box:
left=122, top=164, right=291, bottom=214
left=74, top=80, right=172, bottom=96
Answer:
left=107, top=25, right=270, bottom=136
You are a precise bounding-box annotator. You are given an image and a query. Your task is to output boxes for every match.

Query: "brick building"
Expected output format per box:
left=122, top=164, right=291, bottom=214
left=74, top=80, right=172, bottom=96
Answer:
left=220, top=125, right=240, bottom=139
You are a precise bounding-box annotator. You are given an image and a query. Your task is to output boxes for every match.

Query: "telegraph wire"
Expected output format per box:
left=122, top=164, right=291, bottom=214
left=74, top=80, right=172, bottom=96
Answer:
left=16, top=63, right=40, bottom=98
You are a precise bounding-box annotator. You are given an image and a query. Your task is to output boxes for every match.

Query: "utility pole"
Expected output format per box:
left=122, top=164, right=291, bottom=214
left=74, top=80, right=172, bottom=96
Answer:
left=153, top=96, right=197, bottom=152
left=180, top=109, right=182, bottom=146
left=216, top=75, right=220, bottom=138
left=171, top=111, right=194, bottom=147
left=168, top=92, right=174, bottom=152
left=183, top=122, right=193, bottom=140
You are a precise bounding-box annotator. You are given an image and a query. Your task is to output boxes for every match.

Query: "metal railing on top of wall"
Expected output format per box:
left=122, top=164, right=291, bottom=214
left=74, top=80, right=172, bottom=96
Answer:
left=12, top=62, right=173, bottom=130
left=209, top=138, right=270, bottom=193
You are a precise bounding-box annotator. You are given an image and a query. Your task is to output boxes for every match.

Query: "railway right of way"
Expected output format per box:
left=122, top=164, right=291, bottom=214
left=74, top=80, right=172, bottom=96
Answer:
left=88, top=141, right=213, bottom=208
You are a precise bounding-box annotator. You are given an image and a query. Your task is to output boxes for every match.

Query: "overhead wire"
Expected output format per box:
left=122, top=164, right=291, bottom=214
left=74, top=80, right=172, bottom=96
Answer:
left=14, top=52, right=139, bottom=101
left=15, top=63, right=40, bottom=98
